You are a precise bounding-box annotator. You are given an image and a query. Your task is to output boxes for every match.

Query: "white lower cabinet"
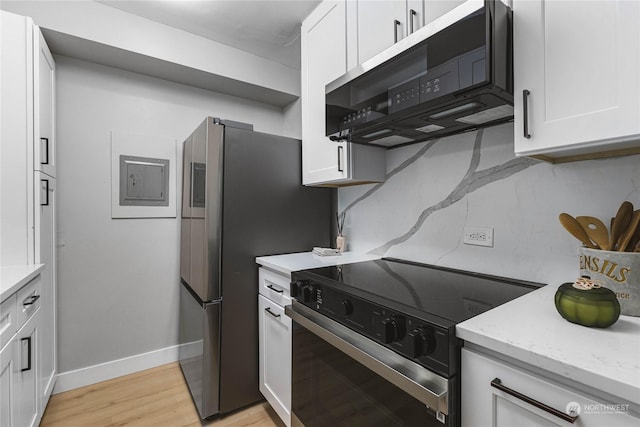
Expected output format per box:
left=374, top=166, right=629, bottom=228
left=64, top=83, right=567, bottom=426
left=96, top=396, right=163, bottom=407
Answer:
left=258, top=268, right=292, bottom=427
left=1, top=337, right=18, bottom=427
left=1, top=278, right=42, bottom=427
left=0, top=273, right=46, bottom=427
left=16, top=314, right=39, bottom=427
left=462, top=347, right=639, bottom=427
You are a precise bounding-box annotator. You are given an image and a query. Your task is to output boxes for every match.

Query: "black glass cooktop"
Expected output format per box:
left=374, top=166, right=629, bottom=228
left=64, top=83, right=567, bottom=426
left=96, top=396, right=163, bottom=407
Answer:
left=296, top=257, right=544, bottom=326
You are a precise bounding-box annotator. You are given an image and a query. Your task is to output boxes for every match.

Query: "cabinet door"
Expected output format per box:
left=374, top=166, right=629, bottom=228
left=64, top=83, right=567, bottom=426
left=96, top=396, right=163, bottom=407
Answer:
left=0, top=11, right=34, bottom=266
left=0, top=338, right=18, bottom=427
left=258, top=295, right=291, bottom=427
left=34, top=172, right=56, bottom=409
left=34, top=28, right=56, bottom=178
left=514, top=0, right=640, bottom=158
left=422, top=0, right=465, bottom=27
left=16, top=314, right=40, bottom=427
left=356, top=0, right=406, bottom=64
left=301, top=1, right=349, bottom=185
left=462, top=347, right=639, bottom=427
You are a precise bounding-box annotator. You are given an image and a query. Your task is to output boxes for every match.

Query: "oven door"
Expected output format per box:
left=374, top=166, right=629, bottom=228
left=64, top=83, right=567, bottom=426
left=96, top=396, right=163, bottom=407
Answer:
left=286, top=302, right=452, bottom=427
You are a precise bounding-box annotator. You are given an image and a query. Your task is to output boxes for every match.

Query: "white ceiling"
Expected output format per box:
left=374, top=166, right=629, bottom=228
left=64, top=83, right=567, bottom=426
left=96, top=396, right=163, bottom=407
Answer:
left=97, top=0, right=321, bottom=69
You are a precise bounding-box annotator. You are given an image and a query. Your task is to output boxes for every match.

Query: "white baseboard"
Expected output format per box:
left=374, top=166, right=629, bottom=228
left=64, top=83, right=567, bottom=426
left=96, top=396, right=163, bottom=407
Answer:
left=53, top=344, right=183, bottom=394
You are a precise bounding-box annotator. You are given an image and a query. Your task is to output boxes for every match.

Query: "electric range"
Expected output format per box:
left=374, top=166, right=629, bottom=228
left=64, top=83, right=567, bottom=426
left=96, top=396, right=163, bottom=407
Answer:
left=286, top=257, right=543, bottom=427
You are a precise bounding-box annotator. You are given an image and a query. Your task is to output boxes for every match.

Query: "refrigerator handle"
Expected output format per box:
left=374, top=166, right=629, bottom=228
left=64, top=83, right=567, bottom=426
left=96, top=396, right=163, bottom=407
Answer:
left=204, top=298, right=223, bottom=307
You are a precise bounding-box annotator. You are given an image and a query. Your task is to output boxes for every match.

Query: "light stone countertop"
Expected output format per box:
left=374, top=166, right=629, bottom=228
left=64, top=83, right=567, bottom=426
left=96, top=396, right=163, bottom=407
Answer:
left=456, top=283, right=640, bottom=405
left=256, top=251, right=381, bottom=276
left=1, top=264, right=45, bottom=302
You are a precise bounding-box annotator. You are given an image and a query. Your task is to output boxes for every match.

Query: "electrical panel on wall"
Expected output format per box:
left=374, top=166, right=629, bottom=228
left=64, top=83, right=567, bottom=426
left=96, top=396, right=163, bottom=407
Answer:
left=111, top=131, right=177, bottom=218
left=119, top=155, right=169, bottom=207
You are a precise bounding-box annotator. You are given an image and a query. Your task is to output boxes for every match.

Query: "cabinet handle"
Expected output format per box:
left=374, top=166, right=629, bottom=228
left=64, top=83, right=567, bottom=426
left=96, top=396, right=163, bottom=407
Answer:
left=337, top=145, right=344, bottom=172
left=21, top=337, right=32, bottom=372
left=491, top=378, right=579, bottom=424
left=522, top=90, right=531, bottom=139
left=265, top=307, right=281, bottom=318
left=41, top=179, right=50, bottom=206
left=41, top=137, right=50, bottom=165
left=267, top=284, right=284, bottom=294
left=410, top=9, right=417, bottom=34
left=394, top=19, right=401, bottom=43
left=22, top=294, right=40, bottom=307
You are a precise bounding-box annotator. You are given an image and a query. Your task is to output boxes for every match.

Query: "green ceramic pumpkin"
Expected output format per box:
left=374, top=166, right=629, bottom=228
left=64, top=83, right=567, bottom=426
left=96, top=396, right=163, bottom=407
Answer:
left=554, top=278, right=620, bottom=328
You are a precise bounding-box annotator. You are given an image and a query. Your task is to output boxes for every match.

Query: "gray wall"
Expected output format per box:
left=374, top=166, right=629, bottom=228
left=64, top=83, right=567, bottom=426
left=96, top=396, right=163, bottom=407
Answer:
left=55, top=55, right=290, bottom=373
left=338, top=123, right=640, bottom=285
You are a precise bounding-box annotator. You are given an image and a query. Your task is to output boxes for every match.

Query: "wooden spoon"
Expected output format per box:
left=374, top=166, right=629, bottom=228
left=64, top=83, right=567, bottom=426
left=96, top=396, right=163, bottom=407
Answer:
left=609, top=201, right=633, bottom=250
left=559, top=213, right=597, bottom=249
left=575, top=216, right=609, bottom=250
left=618, top=210, right=640, bottom=251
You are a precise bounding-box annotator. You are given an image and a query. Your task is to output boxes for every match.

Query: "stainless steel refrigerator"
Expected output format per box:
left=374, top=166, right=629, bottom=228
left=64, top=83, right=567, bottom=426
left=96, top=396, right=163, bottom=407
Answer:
left=178, top=117, right=331, bottom=419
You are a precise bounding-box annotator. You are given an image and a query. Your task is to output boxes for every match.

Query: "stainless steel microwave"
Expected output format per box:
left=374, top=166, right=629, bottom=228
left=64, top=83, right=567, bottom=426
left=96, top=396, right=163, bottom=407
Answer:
left=326, top=0, right=512, bottom=148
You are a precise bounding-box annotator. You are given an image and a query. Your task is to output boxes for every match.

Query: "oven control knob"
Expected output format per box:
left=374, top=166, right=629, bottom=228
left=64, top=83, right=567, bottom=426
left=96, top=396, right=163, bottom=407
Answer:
left=290, top=280, right=308, bottom=298
left=340, top=299, right=354, bottom=316
left=301, top=286, right=315, bottom=303
left=381, top=316, right=405, bottom=344
left=408, top=327, right=436, bottom=358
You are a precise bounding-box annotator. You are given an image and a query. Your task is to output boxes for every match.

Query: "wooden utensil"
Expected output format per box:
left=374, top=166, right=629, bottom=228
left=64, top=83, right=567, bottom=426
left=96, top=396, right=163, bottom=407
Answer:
left=575, top=216, right=609, bottom=250
left=559, top=213, right=597, bottom=248
left=627, top=213, right=640, bottom=252
left=619, top=210, right=640, bottom=251
left=609, top=201, right=633, bottom=250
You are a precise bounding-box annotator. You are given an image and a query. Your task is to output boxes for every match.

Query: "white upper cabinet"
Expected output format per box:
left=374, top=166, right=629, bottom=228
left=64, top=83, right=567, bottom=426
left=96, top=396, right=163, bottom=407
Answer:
left=423, top=1, right=465, bottom=26
left=301, top=0, right=385, bottom=186
left=513, top=0, right=640, bottom=161
left=1, top=10, right=33, bottom=266
left=350, top=0, right=466, bottom=66
left=355, top=0, right=407, bottom=64
left=301, top=1, right=349, bottom=185
left=34, top=28, right=56, bottom=179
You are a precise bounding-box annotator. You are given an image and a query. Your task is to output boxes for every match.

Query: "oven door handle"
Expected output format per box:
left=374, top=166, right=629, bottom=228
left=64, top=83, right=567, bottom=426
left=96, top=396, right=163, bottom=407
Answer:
left=286, top=302, right=449, bottom=419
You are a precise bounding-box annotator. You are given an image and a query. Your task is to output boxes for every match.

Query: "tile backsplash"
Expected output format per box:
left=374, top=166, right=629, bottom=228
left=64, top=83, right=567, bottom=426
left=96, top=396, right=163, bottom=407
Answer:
left=338, top=123, right=640, bottom=285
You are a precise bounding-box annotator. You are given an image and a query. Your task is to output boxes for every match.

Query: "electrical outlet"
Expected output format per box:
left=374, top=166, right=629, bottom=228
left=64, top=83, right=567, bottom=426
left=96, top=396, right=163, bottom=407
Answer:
left=463, top=226, right=494, bottom=247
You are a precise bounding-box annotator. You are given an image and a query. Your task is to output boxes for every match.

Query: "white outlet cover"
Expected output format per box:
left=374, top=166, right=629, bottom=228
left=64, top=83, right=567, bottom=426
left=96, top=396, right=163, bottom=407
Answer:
left=463, top=226, right=494, bottom=247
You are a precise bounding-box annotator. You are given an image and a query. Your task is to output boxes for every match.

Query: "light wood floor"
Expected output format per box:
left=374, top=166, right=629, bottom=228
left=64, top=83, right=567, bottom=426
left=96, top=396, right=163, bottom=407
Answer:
left=41, top=363, right=285, bottom=427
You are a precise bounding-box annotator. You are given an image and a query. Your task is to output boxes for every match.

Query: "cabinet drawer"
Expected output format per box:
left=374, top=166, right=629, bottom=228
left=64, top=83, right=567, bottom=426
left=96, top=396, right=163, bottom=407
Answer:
left=0, top=294, right=17, bottom=351
left=16, top=275, right=41, bottom=329
left=259, top=268, right=292, bottom=306
left=462, top=347, right=638, bottom=426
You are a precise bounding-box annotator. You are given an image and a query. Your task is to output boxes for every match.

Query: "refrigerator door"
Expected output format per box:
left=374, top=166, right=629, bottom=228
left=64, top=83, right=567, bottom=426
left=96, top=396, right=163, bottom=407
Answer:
left=178, top=281, right=221, bottom=418
left=179, top=134, right=192, bottom=286
left=181, top=119, right=224, bottom=302
left=217, top=125, right=332, bottom=413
